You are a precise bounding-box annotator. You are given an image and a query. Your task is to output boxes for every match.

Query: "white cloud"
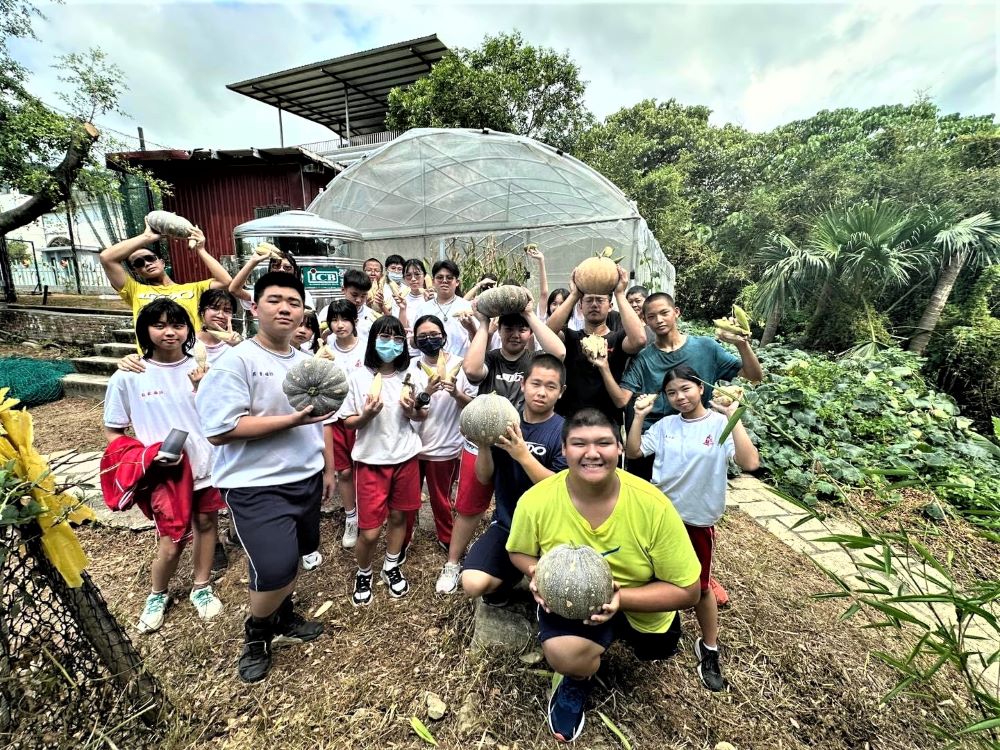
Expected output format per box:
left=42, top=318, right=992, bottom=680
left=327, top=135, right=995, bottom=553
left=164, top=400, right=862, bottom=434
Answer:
left=9, top=0, right=996, bottom=151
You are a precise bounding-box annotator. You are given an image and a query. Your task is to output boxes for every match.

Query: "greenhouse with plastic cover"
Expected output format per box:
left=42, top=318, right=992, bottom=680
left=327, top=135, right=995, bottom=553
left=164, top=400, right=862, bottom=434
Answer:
left=308, top=128, right=675, bottom=294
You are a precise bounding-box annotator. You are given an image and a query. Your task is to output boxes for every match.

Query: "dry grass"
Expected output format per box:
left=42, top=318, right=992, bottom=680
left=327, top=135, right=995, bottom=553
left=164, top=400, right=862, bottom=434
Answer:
left=74, top=511, right=966, bottom=750
left=30, top=398, right=108, bottom=455
left=13, top=293, right=129, bottom=312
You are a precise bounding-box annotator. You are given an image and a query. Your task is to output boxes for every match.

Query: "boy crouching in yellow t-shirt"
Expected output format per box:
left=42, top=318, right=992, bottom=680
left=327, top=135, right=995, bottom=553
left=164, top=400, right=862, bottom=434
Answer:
left=506, top=407, right=701, bottom=744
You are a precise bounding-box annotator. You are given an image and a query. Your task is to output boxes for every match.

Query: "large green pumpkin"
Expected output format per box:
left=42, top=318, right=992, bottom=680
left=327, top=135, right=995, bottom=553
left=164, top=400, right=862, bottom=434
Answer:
left=282, top=358, right=349, bottom=415
left=535, top=544, right=614, bottom=620
left=459, top=393, right=520, bottom=445
left=474, top=285, right=533, bottom=319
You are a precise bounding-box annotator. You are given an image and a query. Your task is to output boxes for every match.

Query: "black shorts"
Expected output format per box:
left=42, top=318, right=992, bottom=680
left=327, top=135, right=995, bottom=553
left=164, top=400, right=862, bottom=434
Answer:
left=538, top=607, right=682, bottom=661
left=223, top=472, right=322, bottom=592
left=462, top=523, right=523, bottom=589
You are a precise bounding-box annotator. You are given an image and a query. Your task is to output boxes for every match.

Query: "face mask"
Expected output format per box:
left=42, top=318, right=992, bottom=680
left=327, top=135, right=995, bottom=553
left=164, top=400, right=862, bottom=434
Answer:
left=375, top=339, right=404, bottom=362
left=416, top=337, right=445, bottom=357
left=387, top=271, right=404, bottom=284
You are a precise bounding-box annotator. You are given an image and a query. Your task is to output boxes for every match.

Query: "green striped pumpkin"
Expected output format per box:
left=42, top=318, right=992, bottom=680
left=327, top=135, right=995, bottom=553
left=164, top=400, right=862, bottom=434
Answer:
left=535, top=544, right=614, bottom=620
left=459, top=393, right=519, bottom=445
left=282, top=358, right=349, bottom=415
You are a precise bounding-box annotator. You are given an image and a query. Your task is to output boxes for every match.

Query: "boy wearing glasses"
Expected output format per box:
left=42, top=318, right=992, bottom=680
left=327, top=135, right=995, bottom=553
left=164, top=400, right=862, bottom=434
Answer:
left=410, top=260, right=476, bottom=357
left=99, top=221, right=233, bottom=346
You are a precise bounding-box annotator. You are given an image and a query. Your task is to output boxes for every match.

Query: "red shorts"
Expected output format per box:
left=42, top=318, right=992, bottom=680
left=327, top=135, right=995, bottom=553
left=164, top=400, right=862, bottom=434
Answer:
left=194, top=486, right=226, bottom=514
left=328, top=421, right=356, bottom=472
left=685, top=524, right=715, bottom=592
left=355, top=459, right=421, bottom=530
left=454, top=447, right=494, bottom=516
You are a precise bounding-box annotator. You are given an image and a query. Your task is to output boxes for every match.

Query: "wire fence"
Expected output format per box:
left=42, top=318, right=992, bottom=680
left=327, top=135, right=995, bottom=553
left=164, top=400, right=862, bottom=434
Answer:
left=9, top=260, right=116, bottom=295
left=0, top=522, right=170, bottom=749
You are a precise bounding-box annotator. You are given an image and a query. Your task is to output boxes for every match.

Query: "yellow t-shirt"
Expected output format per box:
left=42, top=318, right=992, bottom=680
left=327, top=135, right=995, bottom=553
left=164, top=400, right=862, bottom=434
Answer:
left=120, top=276, right=212, bottom=348
left=506, top=469, right=701, bottom=634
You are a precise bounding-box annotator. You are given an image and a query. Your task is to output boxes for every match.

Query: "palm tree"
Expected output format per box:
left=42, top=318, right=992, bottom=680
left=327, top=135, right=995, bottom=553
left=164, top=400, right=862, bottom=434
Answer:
left=753, top=201, right=939, bottom=344
left=908, top=211, right=1000, bottom=355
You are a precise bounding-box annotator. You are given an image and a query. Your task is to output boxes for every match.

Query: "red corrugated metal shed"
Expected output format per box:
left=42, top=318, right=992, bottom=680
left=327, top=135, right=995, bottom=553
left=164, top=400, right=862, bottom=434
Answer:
left=108, top=147, right=340, bottom=282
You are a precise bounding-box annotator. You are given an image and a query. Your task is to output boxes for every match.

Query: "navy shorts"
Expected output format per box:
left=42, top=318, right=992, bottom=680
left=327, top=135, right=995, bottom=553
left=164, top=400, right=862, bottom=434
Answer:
left=223, top=472, right=322, bottom=592
left=462, top=523, right=523, bottom=589
left=538, top=607, right=682, bottom=661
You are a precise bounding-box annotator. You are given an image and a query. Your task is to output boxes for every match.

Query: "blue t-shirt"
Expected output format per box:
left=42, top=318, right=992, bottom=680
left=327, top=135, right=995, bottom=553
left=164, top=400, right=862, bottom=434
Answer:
left=620, top=335, right=741, bottom=429
left=492, top=413, right=567, bottom=531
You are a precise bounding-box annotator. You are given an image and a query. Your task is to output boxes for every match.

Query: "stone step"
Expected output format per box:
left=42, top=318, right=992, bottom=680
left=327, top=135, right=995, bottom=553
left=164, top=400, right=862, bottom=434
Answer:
left=95, top=341, right=136, bottom=358
left=111, top=328, right=135, bottom=344
left=72, top=355, right=120, bottom=376
left=61, top=373, right=109, bottom=400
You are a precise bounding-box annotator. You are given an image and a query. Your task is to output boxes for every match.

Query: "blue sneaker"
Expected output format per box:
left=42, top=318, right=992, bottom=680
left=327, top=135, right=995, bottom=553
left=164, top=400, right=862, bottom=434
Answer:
left=547, top=675, right=591, bottom=742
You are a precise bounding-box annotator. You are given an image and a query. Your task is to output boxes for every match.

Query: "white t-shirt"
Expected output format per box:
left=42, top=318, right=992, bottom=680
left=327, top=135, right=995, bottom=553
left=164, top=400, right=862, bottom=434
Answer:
left=339, top=367, right=423, bottom=465
left=640, top=410, right=736, bottom=527
left=204, top=340, right=230, bottom=365
left=195, top=339, right=325, bottom=488
left=328, top=337, right=367, bottom=372
left=408, top=352, right=479, bottom=461
left=104, top=357, right=215, bottom=490
left=410, top=296, right=476, bottom=357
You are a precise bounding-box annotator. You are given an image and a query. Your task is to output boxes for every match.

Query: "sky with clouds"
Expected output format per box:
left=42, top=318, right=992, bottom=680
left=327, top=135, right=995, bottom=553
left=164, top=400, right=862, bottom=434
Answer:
left=10, top=0, right=998, bottom=151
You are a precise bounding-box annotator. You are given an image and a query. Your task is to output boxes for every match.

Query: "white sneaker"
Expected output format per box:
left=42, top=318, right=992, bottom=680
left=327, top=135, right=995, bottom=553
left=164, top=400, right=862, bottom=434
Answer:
left=189, top=585, right=223, bottom=620
left=342, top=518, right=358, bottom=549
left=435, top=562, right=461, bottom=594
left=137, top=592, right=170, bottom=633
left=301, top=551, right=323, bottom=571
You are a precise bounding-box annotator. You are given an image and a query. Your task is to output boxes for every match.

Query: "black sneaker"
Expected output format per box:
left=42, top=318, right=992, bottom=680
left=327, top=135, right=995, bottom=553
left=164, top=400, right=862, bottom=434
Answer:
left=482, top=583, right=513, bottom=608
left=693, top=637, right=725, bottom=692
left=211, top=540, right=228, bottom=578
left=381, top=565, right=410, bottom=598
left=352, top=570, right=374, bottom=607
left=272, top=610, right=324, bottom=646
left=238, top=617, right=274, bottom=683
left=397, top=544, right=409, bottom=566
left=547, top=676, right=591, bottom=742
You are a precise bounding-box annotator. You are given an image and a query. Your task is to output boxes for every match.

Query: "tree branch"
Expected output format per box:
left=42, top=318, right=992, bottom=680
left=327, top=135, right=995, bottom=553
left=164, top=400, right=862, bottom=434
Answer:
left=0, top=121, right=99, bottom=237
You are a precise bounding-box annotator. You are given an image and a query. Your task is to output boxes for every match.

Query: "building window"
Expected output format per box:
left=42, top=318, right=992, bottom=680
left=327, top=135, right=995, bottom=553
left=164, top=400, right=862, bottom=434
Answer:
left=254, top=205, right=290, bottom=219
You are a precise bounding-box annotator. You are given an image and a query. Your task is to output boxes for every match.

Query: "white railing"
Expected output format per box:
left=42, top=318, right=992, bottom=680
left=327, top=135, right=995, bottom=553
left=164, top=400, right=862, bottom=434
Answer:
left=10, top=264, right=116, bottom=294
left=299, top=130, right=402, bottom=155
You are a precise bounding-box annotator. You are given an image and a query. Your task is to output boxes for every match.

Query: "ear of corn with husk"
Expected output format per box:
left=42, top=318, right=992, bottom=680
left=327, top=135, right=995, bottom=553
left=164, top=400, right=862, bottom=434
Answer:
left=436, top=351, right=447, bottom=380
left=580, top=334, right=607, bottom=359
left=205, top=327, right=242, bottom=345
left=192, top=340, right=208, bottom=369
left=145, top=210, right=194, bottom=238
left=369, top=372, right=383, bottom=400
left=315, top=344, right=334, bottom=360
left=712, top=385, right=744, bottom=408
left=399, top=373, right=414, bottom=404
left=254, top=242, right=284, bottom=260
left=713, top=303, right=751, bottom=337
left=634, top=393, right=657, bottom=410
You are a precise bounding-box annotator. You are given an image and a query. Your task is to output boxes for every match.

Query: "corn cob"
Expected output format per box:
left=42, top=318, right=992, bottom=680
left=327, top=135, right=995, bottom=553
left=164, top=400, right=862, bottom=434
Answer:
left=193, top=340, right=208, bottom=369
left=436, top=351, right=447, bottom=380
left=369, top=372, right=383, bottom=400
left=399, top=373, right=414, bottom=404
left=634, top=393, right=657, bottom=410
left=444, top=362, right=462, bottom=384
left=315, top=344, right=334, bottom=360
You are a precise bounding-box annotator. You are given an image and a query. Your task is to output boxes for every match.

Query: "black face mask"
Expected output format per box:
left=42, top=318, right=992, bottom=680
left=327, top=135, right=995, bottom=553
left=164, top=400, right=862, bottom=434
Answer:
left=416, top=336, right=445, bottom=356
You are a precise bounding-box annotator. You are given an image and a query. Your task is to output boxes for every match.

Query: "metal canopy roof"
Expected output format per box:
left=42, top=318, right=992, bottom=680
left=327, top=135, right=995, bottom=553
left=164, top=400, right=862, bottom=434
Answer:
left=226, top=35, right=449, bottom=138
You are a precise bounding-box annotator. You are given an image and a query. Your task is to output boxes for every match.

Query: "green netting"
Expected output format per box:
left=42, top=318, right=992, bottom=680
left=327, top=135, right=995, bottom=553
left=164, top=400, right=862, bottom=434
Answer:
left=0, top=357, right=76, bottom=407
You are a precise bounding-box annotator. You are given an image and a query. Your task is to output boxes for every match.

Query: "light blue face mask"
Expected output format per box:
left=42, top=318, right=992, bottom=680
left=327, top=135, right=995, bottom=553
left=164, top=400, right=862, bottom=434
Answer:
left=387, top=271, right=404, bottom=284
left=375, top=339, right=404, bottom=362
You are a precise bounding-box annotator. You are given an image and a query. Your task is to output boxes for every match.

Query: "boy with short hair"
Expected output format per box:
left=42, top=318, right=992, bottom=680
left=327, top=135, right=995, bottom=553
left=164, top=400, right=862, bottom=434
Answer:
left=196, top=271, right=333, bottom=683
left=507, top=408, right=701, bottom=742
left=457, top=354, right=569, bottom=602
left=318, top=269, right=378, bottom=339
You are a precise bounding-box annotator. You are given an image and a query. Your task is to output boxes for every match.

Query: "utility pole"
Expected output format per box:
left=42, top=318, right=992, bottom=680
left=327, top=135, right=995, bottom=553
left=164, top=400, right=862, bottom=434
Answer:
left=65, top=198, right=83, bottom=294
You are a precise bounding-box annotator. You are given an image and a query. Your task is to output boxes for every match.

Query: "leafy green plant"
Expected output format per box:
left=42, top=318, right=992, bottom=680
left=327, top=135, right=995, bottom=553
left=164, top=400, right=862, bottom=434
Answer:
left=729, top=343, right=1000, bottom=529
left=444, top=236, right=529, bottom=294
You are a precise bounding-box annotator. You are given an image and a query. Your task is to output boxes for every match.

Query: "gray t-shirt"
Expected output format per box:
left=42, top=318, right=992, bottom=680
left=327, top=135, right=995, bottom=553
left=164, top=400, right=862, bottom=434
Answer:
left=195, top=339, right=324, bottom=488
left=640, top=410, right=735, bottom=527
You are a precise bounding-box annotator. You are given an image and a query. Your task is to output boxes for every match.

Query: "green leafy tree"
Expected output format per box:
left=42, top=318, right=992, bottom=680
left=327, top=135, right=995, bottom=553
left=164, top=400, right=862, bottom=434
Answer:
left=0, top=0, right=137, bottom=240
left=386, top=31, right=592, bottom=151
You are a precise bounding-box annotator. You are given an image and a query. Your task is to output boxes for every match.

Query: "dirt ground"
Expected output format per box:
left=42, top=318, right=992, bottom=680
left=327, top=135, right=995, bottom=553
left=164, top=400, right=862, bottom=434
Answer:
left=70, top=510, right=965, bottom=750
left=29, top=398, right=108, bottom=455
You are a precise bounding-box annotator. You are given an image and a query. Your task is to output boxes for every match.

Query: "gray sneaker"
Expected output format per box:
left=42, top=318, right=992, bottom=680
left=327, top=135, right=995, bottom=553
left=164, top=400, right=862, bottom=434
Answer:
left=694, top=637, right=725, bottom=692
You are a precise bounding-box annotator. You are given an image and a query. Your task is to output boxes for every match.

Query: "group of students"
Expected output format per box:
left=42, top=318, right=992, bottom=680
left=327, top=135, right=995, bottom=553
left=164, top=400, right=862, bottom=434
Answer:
left=98, top=224, right=763, bottom=743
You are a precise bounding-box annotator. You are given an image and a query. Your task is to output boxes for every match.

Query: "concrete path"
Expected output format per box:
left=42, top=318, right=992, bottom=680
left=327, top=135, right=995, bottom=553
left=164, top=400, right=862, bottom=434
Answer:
left=727, top=474, right=1000, bottom=699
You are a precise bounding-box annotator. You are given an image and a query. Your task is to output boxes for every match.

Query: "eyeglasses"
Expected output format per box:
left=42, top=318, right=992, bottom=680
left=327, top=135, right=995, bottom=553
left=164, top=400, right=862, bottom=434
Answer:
left=433, top=274, right=456, bottom=282
left=130, top=254, right=159, bottom=269
left=415, top=334, right=443, bottom=344
left=404, top=271, right=424, bottom=279
left=376, top=333, right=407, bottom=345
left=272, top=263, right=295, bottom=273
